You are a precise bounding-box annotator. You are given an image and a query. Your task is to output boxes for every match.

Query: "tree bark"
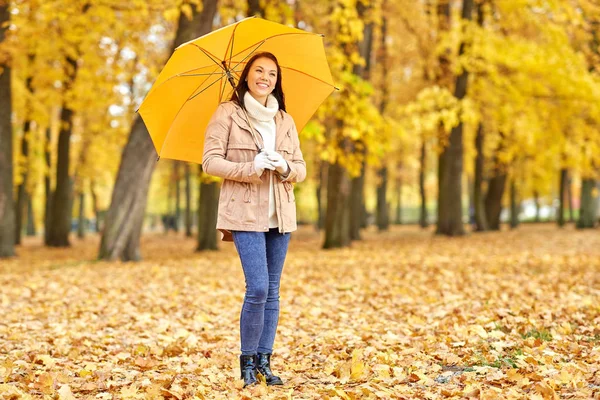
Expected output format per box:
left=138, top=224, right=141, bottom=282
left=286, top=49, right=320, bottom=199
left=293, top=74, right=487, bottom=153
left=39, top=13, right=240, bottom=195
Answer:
left=436, top=0, right=473, bottom=236
left=185, top=163, right=193, bottom=237
left=324, top=160, right=351, bottom=249
left=510, top=178, right=519, bottom=229
left=484, top=171, right=507, bottom=231
left=77, top=191, right=85, bottom=239
left=419, top=140, right=428, bottom=228
left=0, top=3, right=15, bottom=257
left=473, top=123, right=488, bottom=231
left=577, top=178, right=598, bottom=229
left=196, top=173, right=219, bottom=251
left=557, top=168, right=567, bottom=227
left=99, top=0, right=218, bottom=260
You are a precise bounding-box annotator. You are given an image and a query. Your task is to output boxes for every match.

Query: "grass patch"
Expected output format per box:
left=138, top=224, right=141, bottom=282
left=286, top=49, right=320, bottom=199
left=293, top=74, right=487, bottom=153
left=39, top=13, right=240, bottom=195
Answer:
left=522, top=329, right=553, bottom=341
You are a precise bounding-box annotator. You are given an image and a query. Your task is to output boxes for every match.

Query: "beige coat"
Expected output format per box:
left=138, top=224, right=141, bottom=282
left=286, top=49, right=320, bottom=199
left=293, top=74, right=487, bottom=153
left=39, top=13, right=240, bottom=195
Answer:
left=202, top=101, right=306, bottom=241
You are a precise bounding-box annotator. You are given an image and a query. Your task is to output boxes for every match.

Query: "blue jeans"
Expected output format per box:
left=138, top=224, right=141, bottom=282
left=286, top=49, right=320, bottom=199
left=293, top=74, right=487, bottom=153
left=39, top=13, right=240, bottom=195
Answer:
left=232, top=228, right=291, bottom=355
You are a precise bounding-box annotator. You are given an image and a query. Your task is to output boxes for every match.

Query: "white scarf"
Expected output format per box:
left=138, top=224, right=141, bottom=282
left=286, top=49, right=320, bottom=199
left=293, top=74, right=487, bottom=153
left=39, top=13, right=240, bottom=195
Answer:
left=243, top=92, right=280, bottom=228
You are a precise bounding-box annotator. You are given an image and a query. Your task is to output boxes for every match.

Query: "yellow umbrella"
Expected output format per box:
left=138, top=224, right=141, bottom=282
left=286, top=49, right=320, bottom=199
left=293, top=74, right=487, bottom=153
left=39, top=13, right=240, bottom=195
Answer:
left=138, top=16, right=337, bottom=164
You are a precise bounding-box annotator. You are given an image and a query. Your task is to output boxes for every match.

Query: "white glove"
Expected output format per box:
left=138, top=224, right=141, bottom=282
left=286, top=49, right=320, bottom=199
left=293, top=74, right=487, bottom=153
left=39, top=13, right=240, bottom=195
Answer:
left=254, top=151, right=275, bottom=176
left=265, top=150, right=289, bottom=175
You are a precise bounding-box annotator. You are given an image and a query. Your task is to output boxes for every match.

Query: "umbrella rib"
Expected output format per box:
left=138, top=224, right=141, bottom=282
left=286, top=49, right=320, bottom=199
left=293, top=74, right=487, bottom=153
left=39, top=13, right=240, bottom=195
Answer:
left=188, top=72, right=226, bottom=101
left=159, top=72, right=226, bottom=159
left=227, top=32, right=318, bottom=63
left=232, top=62, right=337, bottom=89
left=228, top=41, right=266, bottom=76
left=190, top=44, right=227, bottom=73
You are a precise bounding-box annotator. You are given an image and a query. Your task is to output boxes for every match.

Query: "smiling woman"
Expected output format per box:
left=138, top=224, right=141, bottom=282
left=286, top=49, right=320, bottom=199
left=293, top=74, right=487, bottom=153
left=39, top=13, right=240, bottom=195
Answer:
left=201, top=51, right=306, bottom=388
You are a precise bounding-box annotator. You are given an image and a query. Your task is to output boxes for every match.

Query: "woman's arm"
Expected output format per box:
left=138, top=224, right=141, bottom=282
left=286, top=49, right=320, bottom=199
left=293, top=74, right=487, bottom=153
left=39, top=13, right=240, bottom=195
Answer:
left=202, top=104, right=263, bottom=184
left=279, top=121, right=307, bottom=184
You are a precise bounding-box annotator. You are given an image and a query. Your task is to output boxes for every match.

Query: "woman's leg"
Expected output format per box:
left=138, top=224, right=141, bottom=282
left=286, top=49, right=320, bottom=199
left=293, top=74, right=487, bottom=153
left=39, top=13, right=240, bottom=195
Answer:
left=257, top=229, right=291, bottom=354
left=232, top=231, right=269, bottom=356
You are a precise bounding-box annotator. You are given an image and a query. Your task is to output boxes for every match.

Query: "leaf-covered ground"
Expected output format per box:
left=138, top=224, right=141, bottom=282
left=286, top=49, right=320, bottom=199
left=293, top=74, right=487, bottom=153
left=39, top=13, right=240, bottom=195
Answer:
left=1, top=224, right=599, bottom=399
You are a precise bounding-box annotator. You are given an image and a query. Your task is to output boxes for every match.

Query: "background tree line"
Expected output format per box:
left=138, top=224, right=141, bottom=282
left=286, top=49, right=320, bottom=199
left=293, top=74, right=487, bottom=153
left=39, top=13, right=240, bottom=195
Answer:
left=0, top=0, right=599, bottom=259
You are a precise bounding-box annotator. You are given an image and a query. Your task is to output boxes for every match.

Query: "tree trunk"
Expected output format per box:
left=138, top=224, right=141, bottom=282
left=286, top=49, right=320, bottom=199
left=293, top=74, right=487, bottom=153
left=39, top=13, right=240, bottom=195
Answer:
left=510, top=178, right=519, bottom=229
left=395, top=173, right=402, bottom=225
left=44, top=127, right=52, bottom=243
left=484, top=171, right=507, bottom=230
left=473, top=123, right=488, bottom=231
left=0, top=3, right=14, bottom=257
left=26, top=195, right=36, bottom=236
left=324, top=161, right=351, bottom=249
left=15, top=122, right=30, bottom=245
left=349, top=165, right=365, bottom=240
left=419, top=140, right=428, bottom=228
left=99, top=0, right=218, bottom=260
left=557, top=168, right=567, bottom=227
left=436, top=0, right=473, bottom=236
left=533, top=190, right=541, bottom=222
left=77, top=191, right=85, bottom=239
left=90, top=180, right=100, bottom=233
left=196, top=174, right=219, bottom=251
left=376, top=166, right=389, bottom=231
left=247, top=0, right=264, bottom=16
left=46, top=55, right=78, bottom=248
left=185, top=163, right=193, bottom=237
left=348, top=2, right=374, bottom=240
left=15, top=67, right=34, bottom=245
left=567, top=174, right=574, bottom=223
left=174, top=161, right=181, bottom=232
left=316, top=160, right=326, bottom=231
left=577, top=178, right=598, bottom=229
left=376, top=11, right=390, bottom=231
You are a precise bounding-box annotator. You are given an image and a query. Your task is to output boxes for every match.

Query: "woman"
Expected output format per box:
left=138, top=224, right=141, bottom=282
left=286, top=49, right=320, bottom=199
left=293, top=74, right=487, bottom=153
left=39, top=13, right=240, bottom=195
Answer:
left=202, top=52, right=306, bottom=387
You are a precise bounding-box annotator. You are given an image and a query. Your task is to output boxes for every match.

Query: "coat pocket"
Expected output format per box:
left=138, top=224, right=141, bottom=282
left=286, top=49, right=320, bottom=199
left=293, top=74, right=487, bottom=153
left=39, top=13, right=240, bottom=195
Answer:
left=225, top=182, right=255, bottom=224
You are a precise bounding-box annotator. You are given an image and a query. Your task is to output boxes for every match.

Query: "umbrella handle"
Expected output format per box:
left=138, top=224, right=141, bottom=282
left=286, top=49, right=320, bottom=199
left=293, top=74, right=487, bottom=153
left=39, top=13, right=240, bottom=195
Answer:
left=222, top=61, right=237, bottom=89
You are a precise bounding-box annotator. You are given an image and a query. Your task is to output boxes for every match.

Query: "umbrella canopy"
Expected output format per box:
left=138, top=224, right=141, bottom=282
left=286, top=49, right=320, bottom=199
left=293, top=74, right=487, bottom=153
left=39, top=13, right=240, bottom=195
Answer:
left=138, top=17, right=337, bottom=164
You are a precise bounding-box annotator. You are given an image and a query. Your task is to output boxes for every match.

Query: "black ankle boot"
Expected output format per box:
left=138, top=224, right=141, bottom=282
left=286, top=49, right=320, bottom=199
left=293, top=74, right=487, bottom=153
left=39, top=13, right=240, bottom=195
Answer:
left=256, top=353, right=283, bottom=385
left=239, top=354, right=258, bottom=387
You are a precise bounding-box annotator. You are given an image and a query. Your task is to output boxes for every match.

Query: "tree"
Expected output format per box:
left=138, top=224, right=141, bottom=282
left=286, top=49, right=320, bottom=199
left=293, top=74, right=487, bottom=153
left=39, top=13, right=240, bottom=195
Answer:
left=436, top=0, right=474, bottom=236
left=99, top=0, right=218, bottom=261
left=0, top=2, right=15, bottom=258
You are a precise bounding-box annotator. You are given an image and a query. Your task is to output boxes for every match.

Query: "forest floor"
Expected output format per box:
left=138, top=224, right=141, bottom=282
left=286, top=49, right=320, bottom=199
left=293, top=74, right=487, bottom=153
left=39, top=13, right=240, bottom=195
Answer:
left=1, top=224, right=599, bottom=399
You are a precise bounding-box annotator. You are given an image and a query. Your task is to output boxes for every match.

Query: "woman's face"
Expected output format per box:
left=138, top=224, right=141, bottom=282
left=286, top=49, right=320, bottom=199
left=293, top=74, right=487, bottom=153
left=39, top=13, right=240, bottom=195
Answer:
left=246, top=57, right=278, bottom=105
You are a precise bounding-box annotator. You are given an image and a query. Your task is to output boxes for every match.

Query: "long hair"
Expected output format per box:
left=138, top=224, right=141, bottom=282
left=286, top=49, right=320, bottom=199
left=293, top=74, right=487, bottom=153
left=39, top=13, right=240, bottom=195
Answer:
left=230, top=52, right=286, bottom=112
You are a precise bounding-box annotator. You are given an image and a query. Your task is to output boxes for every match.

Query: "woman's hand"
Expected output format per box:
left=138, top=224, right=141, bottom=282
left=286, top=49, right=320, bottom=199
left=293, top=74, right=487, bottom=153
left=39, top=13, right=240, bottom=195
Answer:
left=265, top=150, right=289, bottom=175
left=254, top=151, right=275, bottom=176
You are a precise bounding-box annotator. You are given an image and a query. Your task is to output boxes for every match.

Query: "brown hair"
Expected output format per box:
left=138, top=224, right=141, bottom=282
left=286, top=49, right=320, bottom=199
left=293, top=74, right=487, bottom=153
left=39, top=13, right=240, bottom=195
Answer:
left=230, top=52, right=286, bottom=112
